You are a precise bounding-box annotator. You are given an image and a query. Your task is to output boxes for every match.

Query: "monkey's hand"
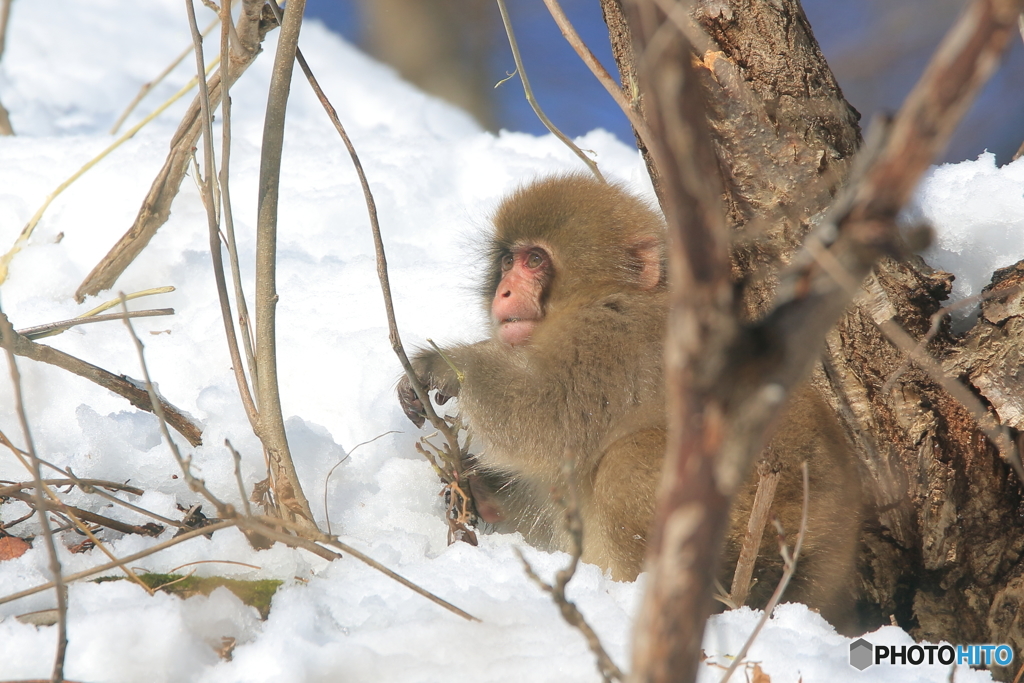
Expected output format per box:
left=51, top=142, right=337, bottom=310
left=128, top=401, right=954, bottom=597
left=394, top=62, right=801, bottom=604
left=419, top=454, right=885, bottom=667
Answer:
left=396, top=350, right=460, bottom=428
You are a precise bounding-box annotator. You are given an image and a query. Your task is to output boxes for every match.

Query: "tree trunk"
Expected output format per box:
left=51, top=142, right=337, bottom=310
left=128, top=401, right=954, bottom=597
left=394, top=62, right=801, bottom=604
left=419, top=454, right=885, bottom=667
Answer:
left=606, top=0, right=1024, bottom=680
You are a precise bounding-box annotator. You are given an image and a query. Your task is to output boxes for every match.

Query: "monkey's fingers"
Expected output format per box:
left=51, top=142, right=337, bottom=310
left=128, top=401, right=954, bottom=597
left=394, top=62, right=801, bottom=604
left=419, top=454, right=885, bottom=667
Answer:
left=397, top=378, right=427, bottom=428
left=435, top=391, right=454, bottom=406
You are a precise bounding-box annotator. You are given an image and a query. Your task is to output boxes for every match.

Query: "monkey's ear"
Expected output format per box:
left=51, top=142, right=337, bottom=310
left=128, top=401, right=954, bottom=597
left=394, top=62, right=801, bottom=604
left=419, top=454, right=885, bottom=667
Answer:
left=632, top=239, right=663, bottom=290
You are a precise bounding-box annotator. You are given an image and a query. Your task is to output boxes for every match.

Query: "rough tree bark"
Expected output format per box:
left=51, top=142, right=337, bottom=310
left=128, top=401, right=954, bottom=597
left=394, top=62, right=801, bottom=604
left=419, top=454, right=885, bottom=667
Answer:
left=604, top=0, right=1024, bottom=680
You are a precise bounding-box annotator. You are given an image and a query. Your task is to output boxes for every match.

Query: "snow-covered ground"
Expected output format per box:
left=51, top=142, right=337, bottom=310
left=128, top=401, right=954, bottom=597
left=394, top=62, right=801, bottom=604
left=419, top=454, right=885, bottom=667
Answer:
left=0, top=1, right=1020, bottom=682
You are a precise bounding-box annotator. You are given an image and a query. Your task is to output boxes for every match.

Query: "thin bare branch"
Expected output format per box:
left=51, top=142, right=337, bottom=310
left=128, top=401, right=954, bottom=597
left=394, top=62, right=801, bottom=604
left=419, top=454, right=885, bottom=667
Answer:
left=1, top=490, right=163, bottom=537
left=0, top=0, right=12, bottom=136
left=16, top=309, right=174, bottom=340
left=540, top=0, right=652, bottom=150
left=110, top=9, right=227, bottom=134
left=495, top=0, right=605, bottom=182
left=0, top=309, right=67, bottom=682
left=119, top=294, right=228, bottom=515
left=629, top=0, right=1024, bottom=679
left=185, top=0, right=260, bottom=428
left=0, top=478, right=143, bottom=498
left=517, top=459, right=624, bottom=682
left=0, top=520, right=238, bottom=607
left=225, top=439, right=254, bottom=517
left=0, top=432, right=185, bottom=529
left=218, top=0, right=261, bottom=406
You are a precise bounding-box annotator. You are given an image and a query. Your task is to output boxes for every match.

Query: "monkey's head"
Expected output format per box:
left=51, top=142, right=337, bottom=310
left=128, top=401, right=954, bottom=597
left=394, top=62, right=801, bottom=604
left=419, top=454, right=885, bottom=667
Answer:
left=484, top=174, right=666, bottom=347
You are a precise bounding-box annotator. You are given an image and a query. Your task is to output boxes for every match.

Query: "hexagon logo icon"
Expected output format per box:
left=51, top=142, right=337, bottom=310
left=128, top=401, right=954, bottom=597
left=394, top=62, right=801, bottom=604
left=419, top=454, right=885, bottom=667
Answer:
left=850, top=638, right=873, bottom=670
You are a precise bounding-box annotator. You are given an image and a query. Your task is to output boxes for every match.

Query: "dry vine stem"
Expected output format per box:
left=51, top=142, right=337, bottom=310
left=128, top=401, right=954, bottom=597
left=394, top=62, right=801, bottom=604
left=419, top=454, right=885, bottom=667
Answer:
left=495, top=0, right=605, bottom=182
left=0, top=309, right=68, bottom=682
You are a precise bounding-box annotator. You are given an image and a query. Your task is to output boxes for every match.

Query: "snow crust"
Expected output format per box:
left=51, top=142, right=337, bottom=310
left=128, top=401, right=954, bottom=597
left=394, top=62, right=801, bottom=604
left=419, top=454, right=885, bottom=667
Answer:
left=0, top=1, right=1019, bottom=681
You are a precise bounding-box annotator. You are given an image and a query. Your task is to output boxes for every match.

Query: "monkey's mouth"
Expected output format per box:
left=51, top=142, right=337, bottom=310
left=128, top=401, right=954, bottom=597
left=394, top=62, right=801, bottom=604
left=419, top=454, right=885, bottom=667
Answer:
left=498, top=318, right=537, bottom=347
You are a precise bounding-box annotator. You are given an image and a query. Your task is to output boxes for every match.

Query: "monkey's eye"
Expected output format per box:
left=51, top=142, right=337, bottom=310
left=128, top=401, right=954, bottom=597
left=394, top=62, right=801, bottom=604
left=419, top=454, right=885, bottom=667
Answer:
left=500, top=254, right=514, bottom=271
left=526, top=251, right=544, bottom=269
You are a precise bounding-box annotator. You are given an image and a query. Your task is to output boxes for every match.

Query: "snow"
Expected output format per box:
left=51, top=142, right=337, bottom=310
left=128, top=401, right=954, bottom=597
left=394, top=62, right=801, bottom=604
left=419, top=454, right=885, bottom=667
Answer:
left=0, top=1, right=1019, bottom=682
left=909, top=152, right=1024, bottom=310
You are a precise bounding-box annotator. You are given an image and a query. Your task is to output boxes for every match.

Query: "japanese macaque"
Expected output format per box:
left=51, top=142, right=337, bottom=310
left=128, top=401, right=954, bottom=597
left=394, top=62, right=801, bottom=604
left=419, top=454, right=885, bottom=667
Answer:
left=397, top=175, right=861, bottom=621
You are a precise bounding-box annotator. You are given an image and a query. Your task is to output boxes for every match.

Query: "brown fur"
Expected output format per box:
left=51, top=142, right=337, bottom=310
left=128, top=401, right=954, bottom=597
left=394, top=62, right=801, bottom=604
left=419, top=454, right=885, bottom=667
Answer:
left=398, top=175, right=861, bottom=621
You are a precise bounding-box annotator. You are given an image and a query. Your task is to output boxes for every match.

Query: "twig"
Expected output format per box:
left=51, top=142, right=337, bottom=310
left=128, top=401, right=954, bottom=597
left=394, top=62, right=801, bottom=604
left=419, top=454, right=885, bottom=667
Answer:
left=0, top=309, right=68, bottom=682
left=728, top=466, right=780, bottom=607
left=0, top=478, right=144, bottom=498
left=516, top=457, right=624, bottom=682
left=77, top=286, right=177, bottom=318
left=1, top=490, right=163, bottom=537
left=110, top=9, right=227, bottom=134
left=719, top=462, right=809, bottom=683
left=0, top=434, right=184, bottom=528
left=74, top=2, right=268, bottom=303
left=217, top=0, right=261, bottom=408
left=264, top=0, right=468, bottom=489
left=323, top=432, right=396, bottom=535
left=185, top=0, right=260, bottom=430
left=225, top=440, right=254, bottom=517
left=119, top=293, right=228, bottom=516
left=0, top=520, right=238, bottom=607
left=540, top=0, right=653, bottom=150
left=2, top=326, right=202, bottom=446
left=0, top=0, right=12, bottom=136
left=16, top=309, right=174, bottom=339
left=495, top=0, right=605, bottom=183
left=0, top=474, right=158, bottom=596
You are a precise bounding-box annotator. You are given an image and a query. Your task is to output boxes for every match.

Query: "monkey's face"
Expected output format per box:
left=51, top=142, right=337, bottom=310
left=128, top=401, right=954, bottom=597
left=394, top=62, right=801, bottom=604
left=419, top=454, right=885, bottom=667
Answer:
left=491, top=243, right=552, bottom=347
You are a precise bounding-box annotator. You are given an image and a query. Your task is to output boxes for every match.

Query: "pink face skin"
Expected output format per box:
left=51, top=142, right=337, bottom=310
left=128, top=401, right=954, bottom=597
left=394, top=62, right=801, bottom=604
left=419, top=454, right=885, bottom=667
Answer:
left=491, top=246, right=551, bottom=347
